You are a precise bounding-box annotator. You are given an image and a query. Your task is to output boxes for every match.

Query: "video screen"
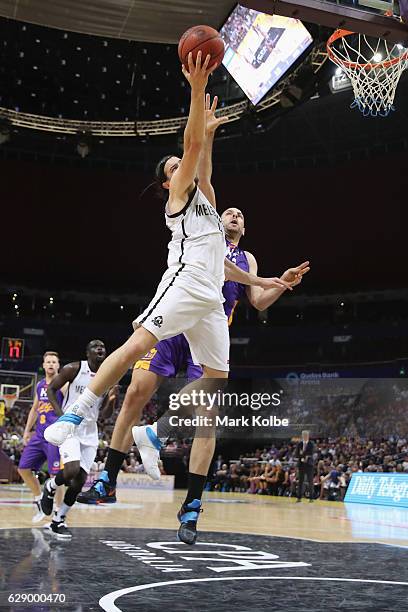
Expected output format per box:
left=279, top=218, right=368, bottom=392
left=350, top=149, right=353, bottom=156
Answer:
left=220, top=4, right=313, bottom=105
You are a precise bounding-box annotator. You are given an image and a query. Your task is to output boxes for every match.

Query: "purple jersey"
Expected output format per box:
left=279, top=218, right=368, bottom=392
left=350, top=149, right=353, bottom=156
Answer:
left=223, top=239, right=249, bottom=324
left=35, top=379, right=63, bottom=435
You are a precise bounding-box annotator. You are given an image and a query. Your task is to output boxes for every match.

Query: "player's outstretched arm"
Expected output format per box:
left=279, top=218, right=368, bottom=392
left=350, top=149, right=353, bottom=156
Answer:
left=197, top=94, right=228, bottom=208
left=168, top=52, right=216, bottom=215
left=245, top=253, right=310, bottom=311
left=224, top=257, right=292, bottom=291
left=47, top=362, right=80, bottom=416
left=22, top=395, right=39, bottom=445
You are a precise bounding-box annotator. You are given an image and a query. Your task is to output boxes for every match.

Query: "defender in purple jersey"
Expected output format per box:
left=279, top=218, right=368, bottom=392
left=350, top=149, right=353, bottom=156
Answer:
left=18, top=351, right=64, bottom=523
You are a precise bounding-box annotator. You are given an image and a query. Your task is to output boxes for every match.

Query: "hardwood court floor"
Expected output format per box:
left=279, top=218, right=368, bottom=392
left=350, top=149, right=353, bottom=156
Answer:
left=1, top=485, right=407, bottom=546
left=1, top=486, right=407, bottom=611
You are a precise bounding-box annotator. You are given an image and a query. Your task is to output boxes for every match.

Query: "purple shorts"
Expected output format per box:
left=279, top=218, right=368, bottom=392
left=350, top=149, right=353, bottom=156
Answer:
left=19, top=432, right=61, bottom=475
left=135, top=334, right=202, bottom=380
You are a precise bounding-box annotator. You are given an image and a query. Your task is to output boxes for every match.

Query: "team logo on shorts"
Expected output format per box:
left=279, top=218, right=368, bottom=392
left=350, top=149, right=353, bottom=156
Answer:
left=152, top=316, right=163, bottom=328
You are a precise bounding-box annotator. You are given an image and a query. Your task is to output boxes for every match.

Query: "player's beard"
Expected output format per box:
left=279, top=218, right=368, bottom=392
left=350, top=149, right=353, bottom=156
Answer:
left=225, top=226, right=242, bottom=242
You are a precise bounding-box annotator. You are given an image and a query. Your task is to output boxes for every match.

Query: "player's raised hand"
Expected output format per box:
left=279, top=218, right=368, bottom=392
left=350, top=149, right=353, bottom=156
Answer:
left=281, top=261, right=310, bottom=287
left=108, top=385, right=120, bottom=404
left=205, top=94, right=229, bottom=134
left=257, top=277, right=294, bottom=291
left=182, top=51, right=217, bottom=90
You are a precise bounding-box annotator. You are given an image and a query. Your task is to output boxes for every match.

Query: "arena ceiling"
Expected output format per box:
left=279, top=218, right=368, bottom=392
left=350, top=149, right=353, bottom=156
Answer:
left=0, top=0, right=236, bottom=44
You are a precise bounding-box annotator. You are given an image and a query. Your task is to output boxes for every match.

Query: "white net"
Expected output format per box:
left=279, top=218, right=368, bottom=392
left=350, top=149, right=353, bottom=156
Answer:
left=0, top=384, right=19, bottom=409
left=1, top=395, right=17, bottom=409
left=327, top=30, right=408, bottom=116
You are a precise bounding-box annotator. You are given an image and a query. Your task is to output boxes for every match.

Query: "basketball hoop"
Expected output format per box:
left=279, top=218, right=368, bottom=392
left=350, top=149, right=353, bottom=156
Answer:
left=327, top=29, right=408, bottom=116
left=0, top=383, right=20, bottom=409
left=1, top=393, right=18, bottom=409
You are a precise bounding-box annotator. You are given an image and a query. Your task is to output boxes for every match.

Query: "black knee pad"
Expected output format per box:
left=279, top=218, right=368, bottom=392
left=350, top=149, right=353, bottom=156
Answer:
left=63, top=463, right=81, bottom=483
left=64, top=468, right=88, bottom=507
left=71, top=468, right=87, bottom=491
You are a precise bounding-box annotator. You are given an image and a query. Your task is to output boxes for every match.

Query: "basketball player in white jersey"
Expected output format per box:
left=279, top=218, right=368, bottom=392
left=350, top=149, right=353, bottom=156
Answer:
left=44, top=52, right=294, bottom=541
left=40, top=340, right=117, bottom=538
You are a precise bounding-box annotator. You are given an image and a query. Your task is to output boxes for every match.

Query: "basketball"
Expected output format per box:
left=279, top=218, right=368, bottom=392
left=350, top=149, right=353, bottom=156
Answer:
left=178, top=25, right=225, bottom=70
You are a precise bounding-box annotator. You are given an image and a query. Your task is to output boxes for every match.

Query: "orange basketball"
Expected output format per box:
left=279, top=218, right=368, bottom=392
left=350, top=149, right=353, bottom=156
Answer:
left=178, top=25, right=225, bottom=71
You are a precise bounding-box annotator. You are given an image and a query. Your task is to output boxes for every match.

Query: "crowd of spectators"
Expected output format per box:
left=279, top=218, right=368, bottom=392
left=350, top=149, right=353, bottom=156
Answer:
left=285, top=380, right=408, bottom=440
left=207, top=436, right=408, bottom=501
left=1, top=391, right=408, bottom=502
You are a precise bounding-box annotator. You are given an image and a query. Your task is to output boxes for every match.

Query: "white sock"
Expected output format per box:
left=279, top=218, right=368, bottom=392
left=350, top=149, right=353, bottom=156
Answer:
left=54, top=503, right=71, bottom=522
left=69, top=388, right=100, bottom=417
left=34, top=494, right=42, bottom=502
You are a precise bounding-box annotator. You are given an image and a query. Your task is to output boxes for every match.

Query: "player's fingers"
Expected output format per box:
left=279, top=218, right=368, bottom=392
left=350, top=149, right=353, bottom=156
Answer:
left=202, top=53, right=211, bottom=71
left=187, top=51, right=195, bottom=73
left=211, top=95, right=218, bottom=112
left=195, top=50, right=202, bottom=71
left=273, top=278, right=293, bottom=290
left=218, top=116, right=229, bottom=125
left=205, top=93, right=210, bottom=110
left=297, top=261, right=310, bottom=270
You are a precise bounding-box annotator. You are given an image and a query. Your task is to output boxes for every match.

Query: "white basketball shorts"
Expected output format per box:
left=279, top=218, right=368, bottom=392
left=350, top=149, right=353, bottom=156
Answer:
left=60, top=436, right=97, bottom=474
left=133, top=268, right=229, bottom=372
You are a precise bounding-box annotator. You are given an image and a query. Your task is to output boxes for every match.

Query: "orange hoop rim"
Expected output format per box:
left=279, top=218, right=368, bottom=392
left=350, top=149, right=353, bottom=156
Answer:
left=1, top=393, right=17, bottom=407
left=327, top=29, right=408, bottom=70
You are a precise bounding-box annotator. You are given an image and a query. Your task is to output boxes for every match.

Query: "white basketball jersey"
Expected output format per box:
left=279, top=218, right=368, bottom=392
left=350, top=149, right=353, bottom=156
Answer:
left=165, top=187, right=227, bottom=294
left=62, top=360, right=103, bottom=445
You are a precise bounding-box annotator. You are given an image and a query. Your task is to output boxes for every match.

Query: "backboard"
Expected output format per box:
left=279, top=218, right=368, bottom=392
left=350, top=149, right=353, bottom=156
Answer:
left=0, top=370, right=37, bottom=407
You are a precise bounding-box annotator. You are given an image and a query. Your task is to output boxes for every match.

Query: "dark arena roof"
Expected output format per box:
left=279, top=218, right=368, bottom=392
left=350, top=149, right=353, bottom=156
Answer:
left=0, top=2, right=407, bottom=294
left=0, top=17, right=248, bottom=122
left=0, top=0, right=236, bottom=44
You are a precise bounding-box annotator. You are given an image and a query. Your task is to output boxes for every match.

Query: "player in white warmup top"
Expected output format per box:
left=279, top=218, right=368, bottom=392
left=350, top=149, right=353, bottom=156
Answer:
left=45, top=52, right=294, bottom=543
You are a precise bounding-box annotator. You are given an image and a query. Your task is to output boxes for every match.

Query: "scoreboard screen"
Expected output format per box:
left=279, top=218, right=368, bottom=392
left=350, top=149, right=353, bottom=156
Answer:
left=220, top=5, right=313, bottom=105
